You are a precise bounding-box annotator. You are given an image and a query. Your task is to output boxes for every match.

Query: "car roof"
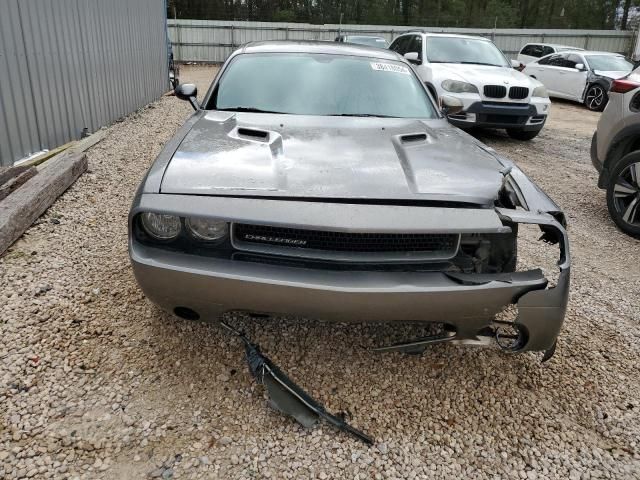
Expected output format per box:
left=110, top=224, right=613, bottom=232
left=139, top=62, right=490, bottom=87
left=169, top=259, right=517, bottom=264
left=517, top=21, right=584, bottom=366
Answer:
left=543, top=49, right=624, bottom=57
left=581, top=51, right=625, bottom=56
left=344, top=35, right=386, bottom=39
left=401, top=32, right=491, bottom=41
left=525, top=42, right=582, bottom=49
left=239, top=40, right=401, bottom=60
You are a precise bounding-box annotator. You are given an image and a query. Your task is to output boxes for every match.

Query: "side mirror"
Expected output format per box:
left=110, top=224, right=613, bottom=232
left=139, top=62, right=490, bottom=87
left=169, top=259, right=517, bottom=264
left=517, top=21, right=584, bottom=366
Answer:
left=441, top=95, right=464, bottom=116
left=575, top=63, right=586, bottom=71
left=511, top=59, right=523, bottom=70
left=404, top=51, right=421, bottom=65
left=175, top=83, right=199, bottom=110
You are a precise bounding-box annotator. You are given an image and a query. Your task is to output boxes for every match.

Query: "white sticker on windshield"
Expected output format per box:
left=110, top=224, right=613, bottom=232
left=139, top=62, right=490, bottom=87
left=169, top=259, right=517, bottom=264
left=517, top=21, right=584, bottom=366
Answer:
left=370, top=62, right=411, bottom=75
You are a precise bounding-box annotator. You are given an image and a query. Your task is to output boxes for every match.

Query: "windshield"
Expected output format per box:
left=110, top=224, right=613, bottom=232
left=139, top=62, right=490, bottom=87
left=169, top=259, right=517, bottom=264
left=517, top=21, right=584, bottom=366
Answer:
left=426, top=37, right=509, bottom=67
left=346, top=36, right=389, bottom=48
left=586, top=55, right=633, bottom=72
left=211, top=53, right=437, bottom=118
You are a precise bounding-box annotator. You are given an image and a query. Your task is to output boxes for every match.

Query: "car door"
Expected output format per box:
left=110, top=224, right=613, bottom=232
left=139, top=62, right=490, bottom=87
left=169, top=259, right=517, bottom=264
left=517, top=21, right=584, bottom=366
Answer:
left=524, top=54, right=557, bottom=89
left=556, top=53, right=589, bottom=101
left=531, top=53, right=568, bottom=97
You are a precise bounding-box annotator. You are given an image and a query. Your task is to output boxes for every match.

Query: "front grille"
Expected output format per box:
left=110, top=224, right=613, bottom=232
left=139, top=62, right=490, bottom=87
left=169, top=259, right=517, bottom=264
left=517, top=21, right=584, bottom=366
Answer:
left=484, top=85, right=507, bottom=98
left=509, top=86, right=529, bottom=99
left=232, top=223, right=460, bottom=262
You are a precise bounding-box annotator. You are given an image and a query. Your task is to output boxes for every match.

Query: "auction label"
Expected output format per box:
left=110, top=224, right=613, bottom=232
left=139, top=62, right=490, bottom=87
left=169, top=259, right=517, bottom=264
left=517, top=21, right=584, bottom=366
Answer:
left=370, top=62, right=411, bottom=75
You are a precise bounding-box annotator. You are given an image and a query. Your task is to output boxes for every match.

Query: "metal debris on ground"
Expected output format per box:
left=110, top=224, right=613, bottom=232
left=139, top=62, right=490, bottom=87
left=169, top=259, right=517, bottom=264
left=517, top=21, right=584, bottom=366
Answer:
left=221, top=320, right=374, bottom=445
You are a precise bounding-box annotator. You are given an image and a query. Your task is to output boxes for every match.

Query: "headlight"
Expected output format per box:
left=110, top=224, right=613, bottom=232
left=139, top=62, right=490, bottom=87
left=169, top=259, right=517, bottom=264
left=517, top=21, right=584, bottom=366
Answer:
left=140, top=212, right=181, bottom=240
left=532, top=85, right=548, bottom=98
left=185, top=217, right=228, bottom=242
left=441, top=79, right=479, bottom=94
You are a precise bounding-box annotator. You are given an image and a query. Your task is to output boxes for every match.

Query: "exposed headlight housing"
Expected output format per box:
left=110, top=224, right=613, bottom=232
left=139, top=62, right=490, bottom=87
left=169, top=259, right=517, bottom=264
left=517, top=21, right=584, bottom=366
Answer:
left=185, top=217, right=228, bottom=242
left=140, top=212, right=181, bottom=240
left=441, top=79, right=479, bottom=94
left=532, top=85, right=548, bottom=98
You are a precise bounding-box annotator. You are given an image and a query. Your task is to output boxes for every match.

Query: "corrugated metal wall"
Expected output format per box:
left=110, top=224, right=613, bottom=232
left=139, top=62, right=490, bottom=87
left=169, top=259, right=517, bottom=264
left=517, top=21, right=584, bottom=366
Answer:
left=0, top=0, right=169, bottom=166
left=168, top=19, right=635, bottom=64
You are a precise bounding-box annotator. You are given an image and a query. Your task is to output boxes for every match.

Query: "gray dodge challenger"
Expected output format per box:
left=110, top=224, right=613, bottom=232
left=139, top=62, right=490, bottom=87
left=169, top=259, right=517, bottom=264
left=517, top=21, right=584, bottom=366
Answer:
left=129, top=41, right=570, bottom=358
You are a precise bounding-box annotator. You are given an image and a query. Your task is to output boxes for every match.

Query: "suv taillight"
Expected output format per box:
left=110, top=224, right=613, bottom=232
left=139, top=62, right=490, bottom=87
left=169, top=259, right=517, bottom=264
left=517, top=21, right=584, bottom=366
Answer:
left=610, top=79, right=640, bottom=93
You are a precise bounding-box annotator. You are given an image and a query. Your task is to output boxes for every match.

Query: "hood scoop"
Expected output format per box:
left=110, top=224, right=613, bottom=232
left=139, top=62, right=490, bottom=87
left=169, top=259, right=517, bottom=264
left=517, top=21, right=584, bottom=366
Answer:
left=399, top=133, right=429, bottom=144
left=234, top=127, right=270, bottom=142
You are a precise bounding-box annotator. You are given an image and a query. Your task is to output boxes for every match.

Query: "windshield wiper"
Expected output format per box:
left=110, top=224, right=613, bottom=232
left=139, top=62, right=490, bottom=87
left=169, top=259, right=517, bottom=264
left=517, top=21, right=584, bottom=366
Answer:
left=218, top=107, right=286, bottom=114
left=460, top=61, right=504, bottom=67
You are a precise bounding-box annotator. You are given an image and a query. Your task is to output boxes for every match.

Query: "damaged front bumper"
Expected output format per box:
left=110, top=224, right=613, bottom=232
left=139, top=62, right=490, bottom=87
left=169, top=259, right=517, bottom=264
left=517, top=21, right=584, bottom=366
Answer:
left=130, top=201, right=570, bottom=356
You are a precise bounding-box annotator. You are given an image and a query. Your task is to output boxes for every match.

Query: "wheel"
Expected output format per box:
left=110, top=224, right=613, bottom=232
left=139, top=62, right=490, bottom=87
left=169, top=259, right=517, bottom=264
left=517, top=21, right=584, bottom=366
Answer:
left=606, top=151, right=640, bottom=238
left=506, top=128, right=542, bottom=141
left=584, top=84, right=608, bottom=111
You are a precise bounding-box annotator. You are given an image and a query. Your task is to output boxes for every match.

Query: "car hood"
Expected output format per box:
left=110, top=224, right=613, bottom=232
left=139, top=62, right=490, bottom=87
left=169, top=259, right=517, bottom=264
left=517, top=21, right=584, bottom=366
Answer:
left=160, top=111, right=507, bottom=206
left=433, top=63, right=534, bottom=87
left=593, top=70, right=631, bottom=80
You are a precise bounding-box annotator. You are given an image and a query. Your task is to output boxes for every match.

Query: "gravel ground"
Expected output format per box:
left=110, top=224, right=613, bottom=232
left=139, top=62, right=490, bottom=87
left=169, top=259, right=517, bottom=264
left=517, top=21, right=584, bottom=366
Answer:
left=1, top=65, right=640, bottom=480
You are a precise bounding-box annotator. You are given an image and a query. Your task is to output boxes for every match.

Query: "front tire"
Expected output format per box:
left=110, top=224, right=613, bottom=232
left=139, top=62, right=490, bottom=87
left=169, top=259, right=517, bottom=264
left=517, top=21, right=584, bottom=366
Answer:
left=606, top=151, right=640, bottom=238
left=584, top=84, right=608, bottom=111
left=506, top=128, right=542, bottom=141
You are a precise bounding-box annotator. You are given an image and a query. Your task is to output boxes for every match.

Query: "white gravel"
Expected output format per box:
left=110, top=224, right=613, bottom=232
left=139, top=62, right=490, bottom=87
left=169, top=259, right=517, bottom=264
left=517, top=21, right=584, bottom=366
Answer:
left=1, top=65, right=639, bottom=479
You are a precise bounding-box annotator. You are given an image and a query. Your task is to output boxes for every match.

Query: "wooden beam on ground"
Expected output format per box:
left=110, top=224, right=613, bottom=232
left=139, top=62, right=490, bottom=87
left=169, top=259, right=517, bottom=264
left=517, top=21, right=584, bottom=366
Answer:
left=15, top=128, right=106, bottom=169
left=19, top=141, right=76, bottom=168
left=0, top=166, right=38, bottom=202
left=69, top=129, right=107, bottom=154
left=0, top=165, right=34, bottom=186
left=0, top=152, right=88, bottom=255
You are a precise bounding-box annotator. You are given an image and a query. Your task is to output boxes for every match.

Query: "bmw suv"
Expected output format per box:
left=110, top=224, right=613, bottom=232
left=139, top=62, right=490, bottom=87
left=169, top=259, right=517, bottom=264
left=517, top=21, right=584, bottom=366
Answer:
left=390, top=32, right=550, bottom=140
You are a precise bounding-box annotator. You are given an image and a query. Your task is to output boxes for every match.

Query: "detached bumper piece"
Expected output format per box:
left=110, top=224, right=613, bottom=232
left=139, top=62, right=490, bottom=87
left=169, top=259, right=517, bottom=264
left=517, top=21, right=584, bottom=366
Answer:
left=221, top=321, right=374, bottom=445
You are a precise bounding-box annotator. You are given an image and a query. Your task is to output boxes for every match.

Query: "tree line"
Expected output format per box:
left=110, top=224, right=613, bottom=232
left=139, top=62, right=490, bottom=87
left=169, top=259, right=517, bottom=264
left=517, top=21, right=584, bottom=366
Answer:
left=168, top=0, right=638, bottom=29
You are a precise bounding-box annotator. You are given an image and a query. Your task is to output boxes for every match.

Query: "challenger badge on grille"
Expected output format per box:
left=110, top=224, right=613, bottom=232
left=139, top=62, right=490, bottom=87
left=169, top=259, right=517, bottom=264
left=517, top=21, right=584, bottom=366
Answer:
left=244, top=234, right=307, bottom=246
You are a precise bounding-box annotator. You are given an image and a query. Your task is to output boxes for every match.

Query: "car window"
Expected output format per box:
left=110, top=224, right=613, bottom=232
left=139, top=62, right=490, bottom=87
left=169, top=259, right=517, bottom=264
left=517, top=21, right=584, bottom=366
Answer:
left=522, top=44, right=544, bottom=57
left=520, top=44, right=536, bottom=56
left=211, top=53, right=437, bottom=119
left=425, top=36, right=509, bottom=67
left=406, top=35, right=423, bottom=59
left=537, top=54, right=554, bottom=65
left=585, top=55, right=633, bottom=72
left=542, top=54, right=566, bottom=67
left=567, top=54, right=583, bottom=69
left=563, top=54, right=577, bottom=69
left=541, top=46, right=555, bottom=56
left=390, top=36, right=411, bottom=55
left=553, top=54, right=571, bottom=67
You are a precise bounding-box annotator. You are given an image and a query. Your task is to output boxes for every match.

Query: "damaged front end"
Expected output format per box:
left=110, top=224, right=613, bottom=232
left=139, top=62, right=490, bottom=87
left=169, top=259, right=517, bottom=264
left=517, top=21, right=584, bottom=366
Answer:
left=373, top=164, right=570, bottom=361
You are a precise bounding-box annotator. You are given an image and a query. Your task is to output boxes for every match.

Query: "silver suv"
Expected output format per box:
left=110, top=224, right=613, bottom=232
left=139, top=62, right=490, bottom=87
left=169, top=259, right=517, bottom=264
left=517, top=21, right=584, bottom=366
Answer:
left=591, top=69, right=640, bottom=238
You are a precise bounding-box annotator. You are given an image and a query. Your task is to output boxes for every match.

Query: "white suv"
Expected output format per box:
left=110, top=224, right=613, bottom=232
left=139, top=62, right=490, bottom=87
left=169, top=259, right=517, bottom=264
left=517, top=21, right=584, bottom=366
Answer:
left=390, top=32, right=551, bottom=140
